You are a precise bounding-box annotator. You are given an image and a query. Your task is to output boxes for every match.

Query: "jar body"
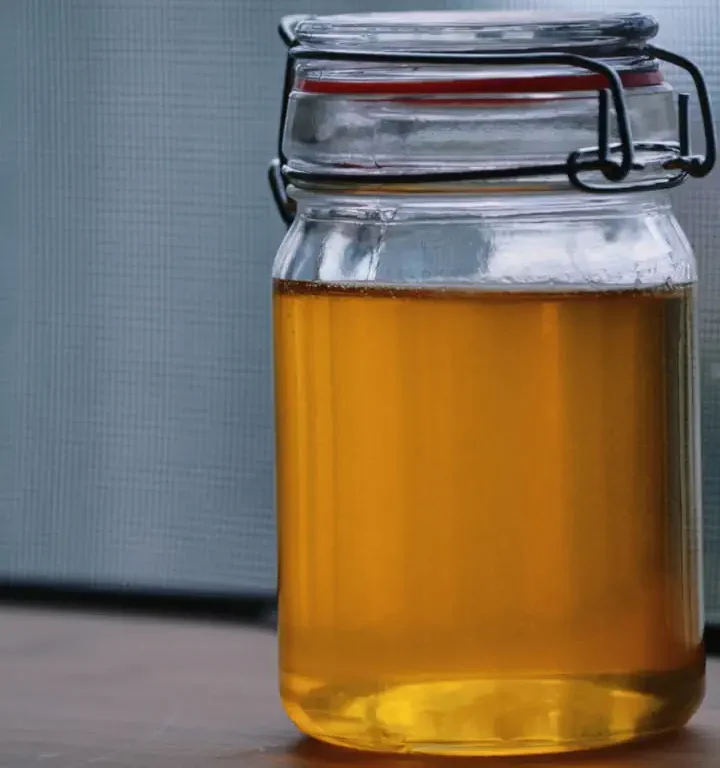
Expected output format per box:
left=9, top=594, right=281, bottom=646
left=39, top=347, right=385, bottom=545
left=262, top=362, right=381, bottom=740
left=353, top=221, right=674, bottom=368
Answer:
left=273, top=193, right=705, bottom=755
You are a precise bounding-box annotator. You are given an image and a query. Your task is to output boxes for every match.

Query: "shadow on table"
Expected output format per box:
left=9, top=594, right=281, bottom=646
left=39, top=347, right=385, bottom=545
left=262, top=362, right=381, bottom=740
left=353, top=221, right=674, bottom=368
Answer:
left=281, top=728, right=714, bottom=768
left=0, top=581, right=277, bottom=627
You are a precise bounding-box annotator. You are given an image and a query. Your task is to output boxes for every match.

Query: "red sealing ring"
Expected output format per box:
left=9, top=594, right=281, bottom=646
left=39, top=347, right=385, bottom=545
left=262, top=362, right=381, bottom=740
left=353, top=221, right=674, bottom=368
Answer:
left=297, top=68, right=664, bottom=104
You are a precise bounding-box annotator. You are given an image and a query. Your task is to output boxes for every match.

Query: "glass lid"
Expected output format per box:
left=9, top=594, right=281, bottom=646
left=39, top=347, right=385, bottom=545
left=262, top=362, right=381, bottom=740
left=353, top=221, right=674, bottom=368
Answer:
left=285, top=11, right=659, bottom=53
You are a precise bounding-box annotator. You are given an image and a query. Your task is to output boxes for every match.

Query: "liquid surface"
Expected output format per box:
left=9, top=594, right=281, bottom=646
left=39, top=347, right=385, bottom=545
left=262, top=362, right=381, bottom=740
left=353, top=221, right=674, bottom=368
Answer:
left=273, top=280, right=704, bottom=755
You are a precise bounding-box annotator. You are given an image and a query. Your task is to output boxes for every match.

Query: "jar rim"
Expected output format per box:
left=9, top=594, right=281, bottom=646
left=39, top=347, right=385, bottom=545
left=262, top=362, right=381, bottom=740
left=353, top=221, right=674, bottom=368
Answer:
left=287, top=11, right=659, bottom=54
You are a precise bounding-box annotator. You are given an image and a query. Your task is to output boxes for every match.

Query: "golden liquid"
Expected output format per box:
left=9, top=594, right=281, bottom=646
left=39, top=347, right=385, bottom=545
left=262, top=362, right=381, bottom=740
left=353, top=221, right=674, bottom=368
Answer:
left=273, top=279, right=704, bottom=756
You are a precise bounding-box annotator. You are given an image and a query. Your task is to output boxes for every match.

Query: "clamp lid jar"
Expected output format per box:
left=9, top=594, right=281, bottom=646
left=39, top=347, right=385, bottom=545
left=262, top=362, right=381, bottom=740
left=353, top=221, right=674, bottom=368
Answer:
left=270, top=10, right=715, bottom=757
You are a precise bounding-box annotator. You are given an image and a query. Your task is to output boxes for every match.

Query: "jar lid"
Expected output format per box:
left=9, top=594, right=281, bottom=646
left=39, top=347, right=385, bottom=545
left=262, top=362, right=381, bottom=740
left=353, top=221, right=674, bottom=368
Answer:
left=286, top=11, right=659, bottom=54
left=270, top=11, right=716, bottom=223
left=287, top=12, right=661, bottom=98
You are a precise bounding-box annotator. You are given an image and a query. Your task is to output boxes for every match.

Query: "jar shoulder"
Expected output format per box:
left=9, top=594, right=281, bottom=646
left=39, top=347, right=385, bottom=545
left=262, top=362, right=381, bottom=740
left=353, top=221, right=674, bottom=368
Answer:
left=273, top=199, right=696, bottom=290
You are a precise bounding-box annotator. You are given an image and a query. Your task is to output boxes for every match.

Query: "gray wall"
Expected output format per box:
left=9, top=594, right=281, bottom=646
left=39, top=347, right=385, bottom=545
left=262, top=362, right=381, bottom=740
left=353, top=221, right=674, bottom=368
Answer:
left=0, top=0, right=504, bottom=594
left=0, top=0, right=719, bottom=616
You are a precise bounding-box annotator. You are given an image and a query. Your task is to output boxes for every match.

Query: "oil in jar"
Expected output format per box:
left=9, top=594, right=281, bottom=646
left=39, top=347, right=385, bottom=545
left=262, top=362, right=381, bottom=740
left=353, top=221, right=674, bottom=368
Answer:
left=273, top=278, right=704, bottom=755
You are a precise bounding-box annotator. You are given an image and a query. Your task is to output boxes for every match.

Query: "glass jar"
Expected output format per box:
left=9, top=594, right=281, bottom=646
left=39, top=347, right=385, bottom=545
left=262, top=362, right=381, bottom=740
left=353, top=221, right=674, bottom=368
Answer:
left=270, top=11, right=715, bottom=757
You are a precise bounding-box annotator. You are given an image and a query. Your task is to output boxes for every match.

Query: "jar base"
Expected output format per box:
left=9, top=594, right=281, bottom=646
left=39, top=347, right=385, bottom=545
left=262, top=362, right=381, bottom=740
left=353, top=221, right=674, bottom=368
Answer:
left=281, top=664, right=704, bottom=756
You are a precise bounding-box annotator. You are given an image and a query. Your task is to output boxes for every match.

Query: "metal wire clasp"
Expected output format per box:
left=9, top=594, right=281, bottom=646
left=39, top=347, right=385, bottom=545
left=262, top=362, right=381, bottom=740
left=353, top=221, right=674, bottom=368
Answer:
left=269, top=24, right=716, bottom=223
left=567, top=46, right=716, bottom=194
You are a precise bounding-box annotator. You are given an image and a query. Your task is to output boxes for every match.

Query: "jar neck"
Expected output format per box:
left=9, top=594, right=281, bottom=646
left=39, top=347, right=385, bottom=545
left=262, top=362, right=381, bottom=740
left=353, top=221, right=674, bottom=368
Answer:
left=283, top=56, right=679, bottom=192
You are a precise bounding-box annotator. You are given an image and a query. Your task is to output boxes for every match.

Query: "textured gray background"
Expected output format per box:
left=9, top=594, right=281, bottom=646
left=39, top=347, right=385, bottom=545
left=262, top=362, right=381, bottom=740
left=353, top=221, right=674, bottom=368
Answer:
left=0, top=0, right=503, bottom=594
left=0, top=0, right=719, bottom=617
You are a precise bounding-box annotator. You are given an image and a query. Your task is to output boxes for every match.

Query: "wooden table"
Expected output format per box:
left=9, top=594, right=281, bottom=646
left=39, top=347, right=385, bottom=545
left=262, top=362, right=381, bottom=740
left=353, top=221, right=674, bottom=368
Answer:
left=1, top=607, right=718, bottom=767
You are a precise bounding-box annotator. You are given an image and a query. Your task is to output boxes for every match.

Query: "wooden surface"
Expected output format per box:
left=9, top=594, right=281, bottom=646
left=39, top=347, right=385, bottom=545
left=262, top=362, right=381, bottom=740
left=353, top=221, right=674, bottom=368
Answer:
left=1, top=607, right=719, bottom=767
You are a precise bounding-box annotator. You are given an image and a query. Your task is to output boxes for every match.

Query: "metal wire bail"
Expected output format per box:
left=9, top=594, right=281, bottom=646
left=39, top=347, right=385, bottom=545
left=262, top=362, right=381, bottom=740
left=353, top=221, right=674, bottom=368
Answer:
left=269, top=21, right=717, bottom=223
